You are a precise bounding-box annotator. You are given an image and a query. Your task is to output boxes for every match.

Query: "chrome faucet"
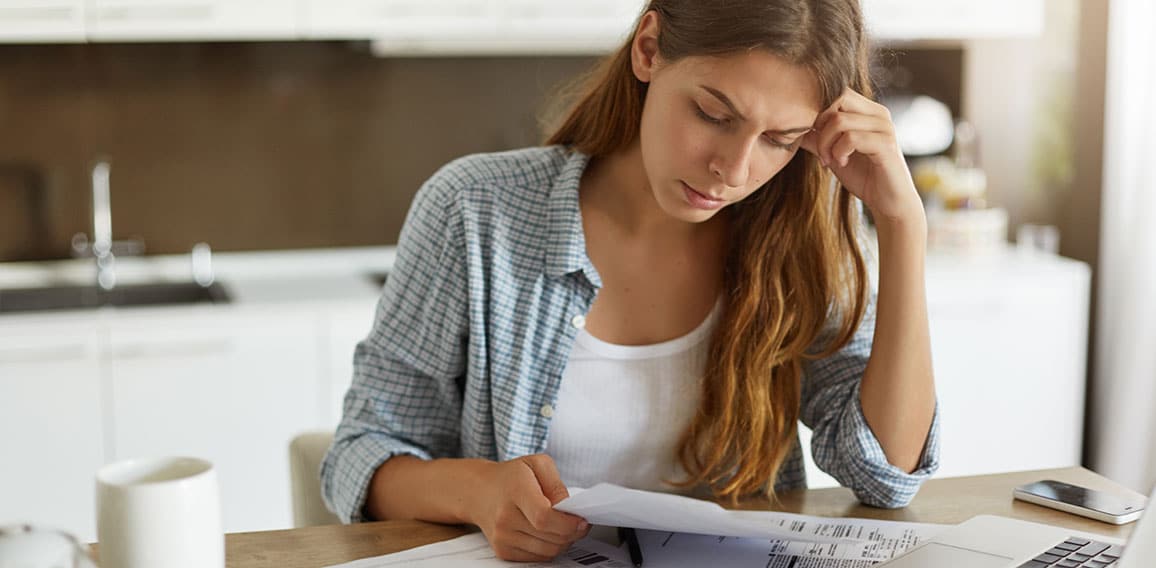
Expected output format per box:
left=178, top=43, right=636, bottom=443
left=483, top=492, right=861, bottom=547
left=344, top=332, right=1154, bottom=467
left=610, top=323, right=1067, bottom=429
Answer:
left=71, top=159, right=144, bottom=290
left=91, top=160, right=115, bottom=290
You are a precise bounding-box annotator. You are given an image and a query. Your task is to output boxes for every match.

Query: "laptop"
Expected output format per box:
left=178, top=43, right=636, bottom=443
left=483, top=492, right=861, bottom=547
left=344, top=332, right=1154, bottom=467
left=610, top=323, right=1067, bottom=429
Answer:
left=878, top=487, right=1155, bottom=568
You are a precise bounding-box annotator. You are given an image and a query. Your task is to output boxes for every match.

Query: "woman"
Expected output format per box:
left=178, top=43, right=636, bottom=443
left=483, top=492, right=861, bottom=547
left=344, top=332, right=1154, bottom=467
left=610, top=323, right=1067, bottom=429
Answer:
left=322, top=0, right=940, bottom=562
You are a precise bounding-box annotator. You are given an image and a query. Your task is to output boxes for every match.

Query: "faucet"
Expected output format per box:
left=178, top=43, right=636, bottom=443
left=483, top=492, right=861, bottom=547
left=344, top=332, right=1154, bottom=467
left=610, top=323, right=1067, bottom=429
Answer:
left=91, top=160, right=115, bottom=290
left=71, top=159, right=144, bottom=291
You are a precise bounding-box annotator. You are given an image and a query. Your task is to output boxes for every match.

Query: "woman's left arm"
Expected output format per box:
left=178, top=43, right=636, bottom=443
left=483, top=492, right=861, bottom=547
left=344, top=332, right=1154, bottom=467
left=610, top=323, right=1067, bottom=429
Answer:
left=802, top=88, right=937, bottom=473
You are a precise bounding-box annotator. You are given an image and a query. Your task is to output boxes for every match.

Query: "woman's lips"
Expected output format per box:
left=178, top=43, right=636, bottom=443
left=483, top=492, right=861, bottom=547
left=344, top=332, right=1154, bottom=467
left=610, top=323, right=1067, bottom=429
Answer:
left=681, top=181, right=726, bottom=210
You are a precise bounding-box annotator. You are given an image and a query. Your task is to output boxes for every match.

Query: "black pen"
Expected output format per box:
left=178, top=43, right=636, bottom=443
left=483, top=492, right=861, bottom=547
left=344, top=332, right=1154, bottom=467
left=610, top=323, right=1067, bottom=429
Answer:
left=618, top=526, right=644, bottom=567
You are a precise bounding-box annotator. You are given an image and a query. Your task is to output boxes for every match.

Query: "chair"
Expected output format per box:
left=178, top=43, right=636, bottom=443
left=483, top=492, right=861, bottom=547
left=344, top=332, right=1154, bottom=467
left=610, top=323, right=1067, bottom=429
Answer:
left=288, top=431, right=341, bottom=527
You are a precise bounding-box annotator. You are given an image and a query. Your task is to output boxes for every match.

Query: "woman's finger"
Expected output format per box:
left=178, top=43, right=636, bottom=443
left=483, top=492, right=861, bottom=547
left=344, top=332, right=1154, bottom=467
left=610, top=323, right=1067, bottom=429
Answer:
left=828, top=129, right=898, bottom=168
left=812, top=111, right=892, bottom=166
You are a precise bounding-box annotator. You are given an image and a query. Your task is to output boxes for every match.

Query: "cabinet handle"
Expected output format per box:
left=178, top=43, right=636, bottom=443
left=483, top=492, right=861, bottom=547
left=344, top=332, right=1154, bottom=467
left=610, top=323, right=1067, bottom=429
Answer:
left=112, top=339, right=233, bottom=360
left=98, top=3, right=215, bottom=23
left=0, top=345, right=88, bottom=364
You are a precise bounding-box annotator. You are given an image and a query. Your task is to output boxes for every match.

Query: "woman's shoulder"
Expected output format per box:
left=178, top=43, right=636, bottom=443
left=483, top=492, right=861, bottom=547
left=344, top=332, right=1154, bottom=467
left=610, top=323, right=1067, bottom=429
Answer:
left=426, top=145, right=577, bottom=199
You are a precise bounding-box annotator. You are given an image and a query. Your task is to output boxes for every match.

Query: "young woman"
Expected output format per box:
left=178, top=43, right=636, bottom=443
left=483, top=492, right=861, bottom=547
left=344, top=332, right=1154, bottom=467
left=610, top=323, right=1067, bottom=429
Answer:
left=322, top=0, right=939, bottom=562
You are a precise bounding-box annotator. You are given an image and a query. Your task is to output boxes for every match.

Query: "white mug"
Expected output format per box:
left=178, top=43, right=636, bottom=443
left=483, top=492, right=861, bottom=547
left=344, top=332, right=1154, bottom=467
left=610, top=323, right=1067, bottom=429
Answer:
left=95, top=456, right=224, bottom=568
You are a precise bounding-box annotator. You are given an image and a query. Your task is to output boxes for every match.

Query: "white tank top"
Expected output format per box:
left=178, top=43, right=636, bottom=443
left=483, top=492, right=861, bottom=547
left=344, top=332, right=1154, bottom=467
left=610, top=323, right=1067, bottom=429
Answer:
left=546, top=300, right=721, bottom=493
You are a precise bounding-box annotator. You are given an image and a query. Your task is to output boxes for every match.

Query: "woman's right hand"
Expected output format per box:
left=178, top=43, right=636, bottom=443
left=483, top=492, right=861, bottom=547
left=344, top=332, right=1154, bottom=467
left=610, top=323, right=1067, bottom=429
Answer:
left=467, top=454, right=591, bottom=562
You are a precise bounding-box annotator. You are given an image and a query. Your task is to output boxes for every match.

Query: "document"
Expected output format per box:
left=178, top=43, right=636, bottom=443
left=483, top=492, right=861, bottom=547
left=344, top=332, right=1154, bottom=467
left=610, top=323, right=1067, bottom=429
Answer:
left=324, top=484, right=948, bottom=567
left=322, top=532, right=632, bottom=567
left=633, top=516, right=947, bottom=567
left=556, top=483, right=865, bottom=542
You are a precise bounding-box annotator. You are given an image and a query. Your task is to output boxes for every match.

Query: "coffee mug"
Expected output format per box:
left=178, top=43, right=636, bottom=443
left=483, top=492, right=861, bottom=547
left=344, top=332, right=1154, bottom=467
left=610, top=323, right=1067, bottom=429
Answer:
left=0, top=525, right=97, bottom=568
left=95, top=456, right=224, bottom=568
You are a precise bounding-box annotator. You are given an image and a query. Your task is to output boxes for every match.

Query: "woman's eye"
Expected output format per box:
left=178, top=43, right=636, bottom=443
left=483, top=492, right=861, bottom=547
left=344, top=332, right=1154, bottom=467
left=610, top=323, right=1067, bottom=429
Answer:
left=766, top=136, right=794, bottom=150
left=694, top=105, right=725, bottom=125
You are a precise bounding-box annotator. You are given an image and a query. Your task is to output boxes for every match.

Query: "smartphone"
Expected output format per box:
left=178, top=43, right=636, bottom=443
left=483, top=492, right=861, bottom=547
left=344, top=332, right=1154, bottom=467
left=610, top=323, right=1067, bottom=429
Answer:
left=1013, top=479, right=1148, bottom=525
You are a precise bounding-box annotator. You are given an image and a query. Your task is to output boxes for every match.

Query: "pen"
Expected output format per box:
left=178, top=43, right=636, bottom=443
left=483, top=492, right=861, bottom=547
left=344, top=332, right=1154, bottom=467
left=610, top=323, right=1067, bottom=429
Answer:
left=618, top=526, right=644, bottom=567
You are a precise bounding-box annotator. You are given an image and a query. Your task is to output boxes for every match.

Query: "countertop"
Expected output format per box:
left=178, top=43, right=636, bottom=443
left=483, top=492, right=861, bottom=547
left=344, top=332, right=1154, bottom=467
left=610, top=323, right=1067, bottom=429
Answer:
left=0, top=246, right=396, bottom=323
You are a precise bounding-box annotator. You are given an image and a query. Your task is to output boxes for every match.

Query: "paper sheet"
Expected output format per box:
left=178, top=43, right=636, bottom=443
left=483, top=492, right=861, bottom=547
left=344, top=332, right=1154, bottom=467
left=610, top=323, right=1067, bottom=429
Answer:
left=322, top=532, right=632, bottom=568
left=633, top=516, right=948, bottom=567
left=555, top=483, right=865, bottom=542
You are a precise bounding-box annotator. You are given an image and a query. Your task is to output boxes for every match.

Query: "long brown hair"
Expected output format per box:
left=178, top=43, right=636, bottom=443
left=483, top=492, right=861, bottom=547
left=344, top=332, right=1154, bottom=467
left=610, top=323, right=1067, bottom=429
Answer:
left=546, top=0, right=872, bottom=502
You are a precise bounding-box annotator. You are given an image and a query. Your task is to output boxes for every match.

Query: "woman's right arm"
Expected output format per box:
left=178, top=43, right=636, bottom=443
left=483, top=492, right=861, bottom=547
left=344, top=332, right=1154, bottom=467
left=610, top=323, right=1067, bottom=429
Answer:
left=367, top=454, right=590, bottom=562
left=320, top=160, right=587, bottom=561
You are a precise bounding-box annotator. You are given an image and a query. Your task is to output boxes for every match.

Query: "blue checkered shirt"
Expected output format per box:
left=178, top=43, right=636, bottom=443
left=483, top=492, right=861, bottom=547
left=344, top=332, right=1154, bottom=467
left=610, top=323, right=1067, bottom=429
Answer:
left=321, top=145, right=940, bottom=523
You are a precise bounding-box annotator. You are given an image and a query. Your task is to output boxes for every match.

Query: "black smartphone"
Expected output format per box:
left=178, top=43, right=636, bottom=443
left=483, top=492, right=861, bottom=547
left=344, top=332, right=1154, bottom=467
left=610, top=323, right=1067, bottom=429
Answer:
left=1013, top=479, right=1148, bottom=525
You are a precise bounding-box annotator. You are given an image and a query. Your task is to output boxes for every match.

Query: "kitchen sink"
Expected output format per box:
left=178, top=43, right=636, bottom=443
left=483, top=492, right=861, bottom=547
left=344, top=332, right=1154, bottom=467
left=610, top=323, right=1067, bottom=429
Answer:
left=0, top=282, right=230, bottom=314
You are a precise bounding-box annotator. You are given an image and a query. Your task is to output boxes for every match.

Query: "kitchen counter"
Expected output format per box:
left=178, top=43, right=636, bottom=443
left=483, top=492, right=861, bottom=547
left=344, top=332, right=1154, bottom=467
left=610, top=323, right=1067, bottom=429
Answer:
left=0, top=246, right=395, bottom=323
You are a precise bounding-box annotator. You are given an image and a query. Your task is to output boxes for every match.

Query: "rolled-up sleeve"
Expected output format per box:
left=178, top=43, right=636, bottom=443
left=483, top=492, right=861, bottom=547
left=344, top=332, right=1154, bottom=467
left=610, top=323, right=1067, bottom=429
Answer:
left=800, top=294, right=941, bottom=509
left=321, top=165, right=470, bottom=523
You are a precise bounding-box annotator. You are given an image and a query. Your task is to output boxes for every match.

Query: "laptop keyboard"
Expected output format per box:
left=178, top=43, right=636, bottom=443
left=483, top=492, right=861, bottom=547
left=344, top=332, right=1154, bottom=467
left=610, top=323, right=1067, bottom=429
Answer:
left=1016, top=536, right=1125, bottom=567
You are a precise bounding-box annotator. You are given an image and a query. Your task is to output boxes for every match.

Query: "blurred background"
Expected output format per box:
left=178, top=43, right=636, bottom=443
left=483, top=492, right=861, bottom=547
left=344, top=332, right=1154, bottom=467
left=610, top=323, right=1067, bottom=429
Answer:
left=0, top=0, right=1152, bottom=546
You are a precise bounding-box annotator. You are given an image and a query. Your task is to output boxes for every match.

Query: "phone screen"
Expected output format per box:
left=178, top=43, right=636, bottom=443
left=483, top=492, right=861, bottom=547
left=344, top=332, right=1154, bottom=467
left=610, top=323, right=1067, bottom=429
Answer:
left=1020, top=480, right=1146, bottom=515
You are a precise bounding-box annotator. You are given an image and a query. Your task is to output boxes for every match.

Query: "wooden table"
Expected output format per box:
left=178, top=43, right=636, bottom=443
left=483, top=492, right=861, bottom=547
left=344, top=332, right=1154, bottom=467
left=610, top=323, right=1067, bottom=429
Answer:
left=96, top=467, right=1148, bottom=568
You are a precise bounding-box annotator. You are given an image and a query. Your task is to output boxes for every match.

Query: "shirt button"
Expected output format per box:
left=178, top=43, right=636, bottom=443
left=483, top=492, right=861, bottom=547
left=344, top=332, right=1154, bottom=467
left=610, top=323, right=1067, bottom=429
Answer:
left=540, top=404, right=555, bottom=418
left=570, top=314, right=586, bottom=329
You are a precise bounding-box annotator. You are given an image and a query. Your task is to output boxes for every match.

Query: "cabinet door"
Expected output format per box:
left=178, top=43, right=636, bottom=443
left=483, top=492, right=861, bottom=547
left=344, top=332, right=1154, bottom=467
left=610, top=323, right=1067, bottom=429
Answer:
left=0, top=324, right=104, bottom=542
left=0, top=0, right=86, bottom=42
left=86, top=0, right=299, bottom=41
left=927, top=259, right=1090, bottom=478
left=107, top=312, right=319, bottom=533
left=303, top=0, right=496, bottom=40
left=322, top=303, right=376, bottom=428
left=498, top=0, right=642, bottom=39
left=862, top=0, right=1043, bottom=40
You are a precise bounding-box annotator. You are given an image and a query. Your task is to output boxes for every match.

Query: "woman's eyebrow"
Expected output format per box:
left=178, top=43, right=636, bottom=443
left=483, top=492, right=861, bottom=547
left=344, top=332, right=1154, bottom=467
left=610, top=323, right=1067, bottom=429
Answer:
left=700, top=85, right=813, bottom=135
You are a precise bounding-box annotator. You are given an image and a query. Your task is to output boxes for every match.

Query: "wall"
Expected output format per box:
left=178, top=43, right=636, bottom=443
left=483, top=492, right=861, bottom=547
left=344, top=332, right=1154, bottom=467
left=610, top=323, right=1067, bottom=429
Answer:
left=0, top=42, right=596, bottom=260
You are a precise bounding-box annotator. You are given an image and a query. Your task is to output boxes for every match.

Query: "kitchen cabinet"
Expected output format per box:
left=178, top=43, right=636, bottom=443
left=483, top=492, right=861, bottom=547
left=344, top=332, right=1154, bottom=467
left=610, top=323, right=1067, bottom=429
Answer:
left=0, top=322, right=105, bottom=541
left=106, top=311, right=320, bottom=534
left=302, top=0, right=498, bottom=41
left=85, top=0, right=299, bottom=41
left=800, top=249, right=1090, bottom=488
left=0, top=0, right=86, bottom=42
left=320, top=303, right=377, bottom=428
left=863, top=0, right=1043, bottom=41
left=2, top=0, right=1042, bottom=46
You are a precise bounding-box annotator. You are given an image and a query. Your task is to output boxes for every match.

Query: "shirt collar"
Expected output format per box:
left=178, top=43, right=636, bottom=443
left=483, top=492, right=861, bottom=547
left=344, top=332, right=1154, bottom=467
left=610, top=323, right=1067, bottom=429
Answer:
left=544, top=148, right=602, bottom=288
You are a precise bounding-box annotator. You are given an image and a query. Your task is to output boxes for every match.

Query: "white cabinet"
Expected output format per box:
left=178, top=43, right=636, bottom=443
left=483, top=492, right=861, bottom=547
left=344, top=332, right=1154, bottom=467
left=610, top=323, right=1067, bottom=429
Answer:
left=106, top=312, right=320, bottom=533
left=801, top=250, right=1090, bottom=488
left=85, top=0, right=299, bottom=41
left=863, top=0, right=1044, bottom=41
left=320, top=304, right=376, bottom=428
left=0, top=0, right=86, bottom=42
left=303, top=0, right=497, bottom=41
left=926, top=251, right=1089, bottom=478
left=0, top=322, right=105, bottom=541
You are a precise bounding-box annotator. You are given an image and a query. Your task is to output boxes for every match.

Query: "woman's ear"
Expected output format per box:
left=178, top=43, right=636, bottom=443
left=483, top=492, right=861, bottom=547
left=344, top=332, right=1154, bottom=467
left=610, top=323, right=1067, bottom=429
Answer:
left=631, top=10, right=662, bottom=83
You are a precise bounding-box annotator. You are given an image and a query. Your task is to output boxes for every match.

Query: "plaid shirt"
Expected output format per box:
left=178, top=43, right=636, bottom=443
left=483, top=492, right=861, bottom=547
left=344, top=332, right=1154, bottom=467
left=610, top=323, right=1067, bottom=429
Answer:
left=321, top=146, right=940, bottom=523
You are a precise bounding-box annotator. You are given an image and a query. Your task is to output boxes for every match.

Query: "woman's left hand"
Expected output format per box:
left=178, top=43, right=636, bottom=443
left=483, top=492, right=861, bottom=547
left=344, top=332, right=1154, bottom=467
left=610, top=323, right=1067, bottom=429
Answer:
left=799, top=88, right=923, bottom=224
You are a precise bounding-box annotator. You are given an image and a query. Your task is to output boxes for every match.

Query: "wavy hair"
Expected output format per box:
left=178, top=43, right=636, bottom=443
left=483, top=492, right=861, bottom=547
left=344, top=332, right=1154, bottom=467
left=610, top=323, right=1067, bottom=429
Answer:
left=545, top=0, right=872, bottom=502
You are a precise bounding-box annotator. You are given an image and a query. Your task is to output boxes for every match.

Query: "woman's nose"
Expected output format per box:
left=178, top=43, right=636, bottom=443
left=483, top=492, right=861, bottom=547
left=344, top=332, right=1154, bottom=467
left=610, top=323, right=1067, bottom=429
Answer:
left=708, top=138, right=755, bottom=188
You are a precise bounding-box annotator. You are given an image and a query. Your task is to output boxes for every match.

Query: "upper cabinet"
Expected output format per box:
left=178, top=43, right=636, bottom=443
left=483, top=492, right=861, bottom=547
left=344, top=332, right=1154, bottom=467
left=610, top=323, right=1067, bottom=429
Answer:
left=85, top=0, right=299, bottom=41
left=0, top=0, right=1044, bottom=50
left=0, top=1, right=86, bottom=42
left=863, top=0, right=1044, bottom=41
left=305, top=0, right=642, bottom=55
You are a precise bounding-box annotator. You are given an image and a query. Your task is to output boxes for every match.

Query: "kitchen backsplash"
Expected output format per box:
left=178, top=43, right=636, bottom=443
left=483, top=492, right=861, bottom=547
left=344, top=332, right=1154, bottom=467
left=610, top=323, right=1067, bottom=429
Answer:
left=0, top=42, right=959, bottom=261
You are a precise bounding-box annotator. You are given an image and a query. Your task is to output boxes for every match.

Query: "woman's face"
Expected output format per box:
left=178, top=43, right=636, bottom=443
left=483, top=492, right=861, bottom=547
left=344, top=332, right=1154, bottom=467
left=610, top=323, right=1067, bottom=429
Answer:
left=632, top=14, right=823, bottom=224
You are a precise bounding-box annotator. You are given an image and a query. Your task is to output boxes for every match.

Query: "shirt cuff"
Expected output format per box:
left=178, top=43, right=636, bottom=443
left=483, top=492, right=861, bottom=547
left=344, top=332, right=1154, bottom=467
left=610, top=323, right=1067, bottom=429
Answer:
left=321, top=431, right=432, bottom=523
left=836, top=381, right=941, bottom=509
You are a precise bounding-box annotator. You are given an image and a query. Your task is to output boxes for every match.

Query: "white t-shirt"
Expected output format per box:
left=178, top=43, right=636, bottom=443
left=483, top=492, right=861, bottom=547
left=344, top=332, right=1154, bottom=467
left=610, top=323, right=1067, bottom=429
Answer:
left=546, top=299, right=721, bottom=493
